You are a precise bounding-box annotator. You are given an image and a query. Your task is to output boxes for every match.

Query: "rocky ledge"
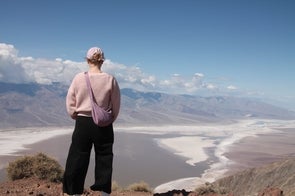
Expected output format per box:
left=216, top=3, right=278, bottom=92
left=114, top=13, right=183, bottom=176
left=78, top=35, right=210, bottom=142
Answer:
left=0, top=178, right=284, bottom=196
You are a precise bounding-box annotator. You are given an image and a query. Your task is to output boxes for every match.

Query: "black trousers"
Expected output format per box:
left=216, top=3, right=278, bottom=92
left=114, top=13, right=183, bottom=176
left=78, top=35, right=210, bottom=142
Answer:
left=63, top=116, right=114, bottom=194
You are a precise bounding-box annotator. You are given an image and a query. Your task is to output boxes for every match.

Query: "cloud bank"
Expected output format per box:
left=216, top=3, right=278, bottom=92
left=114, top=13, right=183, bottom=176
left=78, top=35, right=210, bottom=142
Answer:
left=0, top=43, right=235, bottom=95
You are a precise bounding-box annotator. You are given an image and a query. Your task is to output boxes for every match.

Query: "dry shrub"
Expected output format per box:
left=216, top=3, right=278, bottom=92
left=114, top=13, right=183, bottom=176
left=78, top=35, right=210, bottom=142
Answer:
left=6, top=155, right=34, bottom=180
left=6, top=153, right=64, bottom=182
left=195, top=182, right=227, bottom=195
left=112, top=181, right=122, bottom=192
left=127, top=181, right=152, bottom=193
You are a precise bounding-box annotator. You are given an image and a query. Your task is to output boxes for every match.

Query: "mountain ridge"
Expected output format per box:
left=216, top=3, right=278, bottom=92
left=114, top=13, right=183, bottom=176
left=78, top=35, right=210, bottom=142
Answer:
left=0, top=82, right=294, bottom=129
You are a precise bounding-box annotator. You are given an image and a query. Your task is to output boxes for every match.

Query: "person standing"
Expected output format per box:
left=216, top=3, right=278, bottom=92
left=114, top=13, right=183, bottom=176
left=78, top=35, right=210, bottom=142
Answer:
left=63, top=47, right=121, bottom=196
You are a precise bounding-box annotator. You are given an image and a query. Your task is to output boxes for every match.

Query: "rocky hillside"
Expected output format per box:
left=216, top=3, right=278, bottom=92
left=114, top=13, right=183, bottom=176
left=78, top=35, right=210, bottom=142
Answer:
left=0, top=177, right=284, bottom=196
left=213, top=158, right=295, bottom=196
left=0, top=158, right=294, bottom=196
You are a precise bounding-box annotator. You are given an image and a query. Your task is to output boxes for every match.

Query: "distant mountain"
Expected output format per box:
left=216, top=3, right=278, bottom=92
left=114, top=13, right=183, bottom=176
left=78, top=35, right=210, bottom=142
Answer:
left=0, top=82, right=294, bottom=129
left=0, top=82, right=70, bottom=128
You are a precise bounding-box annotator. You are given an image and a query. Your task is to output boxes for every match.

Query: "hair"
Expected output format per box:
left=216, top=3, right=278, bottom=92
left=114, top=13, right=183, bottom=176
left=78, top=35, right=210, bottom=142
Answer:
left=87, top=52, right=104, bottom=65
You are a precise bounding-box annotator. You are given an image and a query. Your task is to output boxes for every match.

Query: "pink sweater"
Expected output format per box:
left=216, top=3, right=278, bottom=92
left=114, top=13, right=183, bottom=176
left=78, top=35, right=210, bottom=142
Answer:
left=66, top=72, right=121, bottom=121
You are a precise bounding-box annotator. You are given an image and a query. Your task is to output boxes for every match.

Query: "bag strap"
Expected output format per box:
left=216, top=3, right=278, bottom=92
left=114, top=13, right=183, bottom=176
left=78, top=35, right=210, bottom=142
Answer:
left=84, top=72, right=96, bottom=104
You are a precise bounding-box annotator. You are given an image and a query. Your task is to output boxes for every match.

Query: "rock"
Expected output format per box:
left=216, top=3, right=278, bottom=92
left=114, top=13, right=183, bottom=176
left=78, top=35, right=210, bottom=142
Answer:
left=153, top=189, right=235, bottom=196
left=257, top=187, right=283, bottom=196
left=153, top=189, right=191, bottom=196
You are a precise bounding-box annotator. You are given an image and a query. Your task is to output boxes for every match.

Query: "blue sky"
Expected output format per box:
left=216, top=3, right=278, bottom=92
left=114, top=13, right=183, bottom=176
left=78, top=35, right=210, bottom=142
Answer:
left=0, top=0, right=294, bottom=110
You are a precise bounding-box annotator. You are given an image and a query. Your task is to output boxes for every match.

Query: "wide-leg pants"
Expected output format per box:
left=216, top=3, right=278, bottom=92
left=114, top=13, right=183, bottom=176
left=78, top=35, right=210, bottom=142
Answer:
left=63, top=116, right=114, bottom=194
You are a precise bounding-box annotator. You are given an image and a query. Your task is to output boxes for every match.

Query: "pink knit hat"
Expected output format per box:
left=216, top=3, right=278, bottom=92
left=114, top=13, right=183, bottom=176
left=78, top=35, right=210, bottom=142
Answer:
left=86, top=47, right=105, bottom=61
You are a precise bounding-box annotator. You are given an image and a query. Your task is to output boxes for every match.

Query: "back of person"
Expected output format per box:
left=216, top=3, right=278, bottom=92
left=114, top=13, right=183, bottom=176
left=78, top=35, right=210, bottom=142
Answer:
left=63, top=47, right=120, bottom=196
left=66, top=71, right=120, bottom=119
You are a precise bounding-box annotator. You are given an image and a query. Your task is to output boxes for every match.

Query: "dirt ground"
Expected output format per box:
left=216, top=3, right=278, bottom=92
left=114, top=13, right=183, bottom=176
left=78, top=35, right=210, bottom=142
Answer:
left=0, top=177, right=153, bottom=196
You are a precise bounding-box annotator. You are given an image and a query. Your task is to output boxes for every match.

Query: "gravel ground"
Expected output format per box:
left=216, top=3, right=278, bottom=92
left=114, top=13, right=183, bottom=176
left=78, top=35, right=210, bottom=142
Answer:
left=0, top=178, right=153, bottom=196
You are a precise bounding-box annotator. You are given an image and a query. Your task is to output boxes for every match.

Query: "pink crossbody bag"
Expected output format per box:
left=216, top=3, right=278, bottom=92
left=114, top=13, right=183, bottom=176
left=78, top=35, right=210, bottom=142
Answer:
left=84, top=72, right=113, bottom=127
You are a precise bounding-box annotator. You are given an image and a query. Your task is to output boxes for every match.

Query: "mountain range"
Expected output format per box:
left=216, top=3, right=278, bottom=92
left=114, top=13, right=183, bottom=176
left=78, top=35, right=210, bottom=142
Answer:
left=1, top=82, right=295, bottom=129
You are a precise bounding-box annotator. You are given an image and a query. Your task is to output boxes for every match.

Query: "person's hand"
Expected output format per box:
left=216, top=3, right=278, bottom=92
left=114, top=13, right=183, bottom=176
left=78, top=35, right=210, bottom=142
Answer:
left=71, top=112, right=78, bottom=120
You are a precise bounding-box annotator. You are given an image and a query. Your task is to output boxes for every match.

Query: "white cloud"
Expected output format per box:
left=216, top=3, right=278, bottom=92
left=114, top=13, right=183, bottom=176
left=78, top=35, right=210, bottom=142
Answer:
left=0, top=43, right=86, bottom=84
left=0, top=43, right=17, bottom=58
left=0, top=43, right=232, bottom=95
left=194, top=73, right=204, bottom=78
left=0, top=43, right=31, bottom=83
left=205, top=83, right=217, bottom=90
left=157, top=72, right=215, bottom=93
left=227, top=85, right=237, bottom=90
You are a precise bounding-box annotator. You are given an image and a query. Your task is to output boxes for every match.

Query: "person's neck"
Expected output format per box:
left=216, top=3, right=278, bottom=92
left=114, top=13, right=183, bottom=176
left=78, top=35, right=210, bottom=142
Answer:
left=88, top=64, right=102, bottom=73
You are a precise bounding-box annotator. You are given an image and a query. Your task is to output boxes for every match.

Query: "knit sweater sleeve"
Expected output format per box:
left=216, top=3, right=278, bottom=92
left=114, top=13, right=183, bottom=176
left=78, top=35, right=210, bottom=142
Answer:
left=66, top=76, right=78, bottom=119
left=111, top=77, right=121, bottom=121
